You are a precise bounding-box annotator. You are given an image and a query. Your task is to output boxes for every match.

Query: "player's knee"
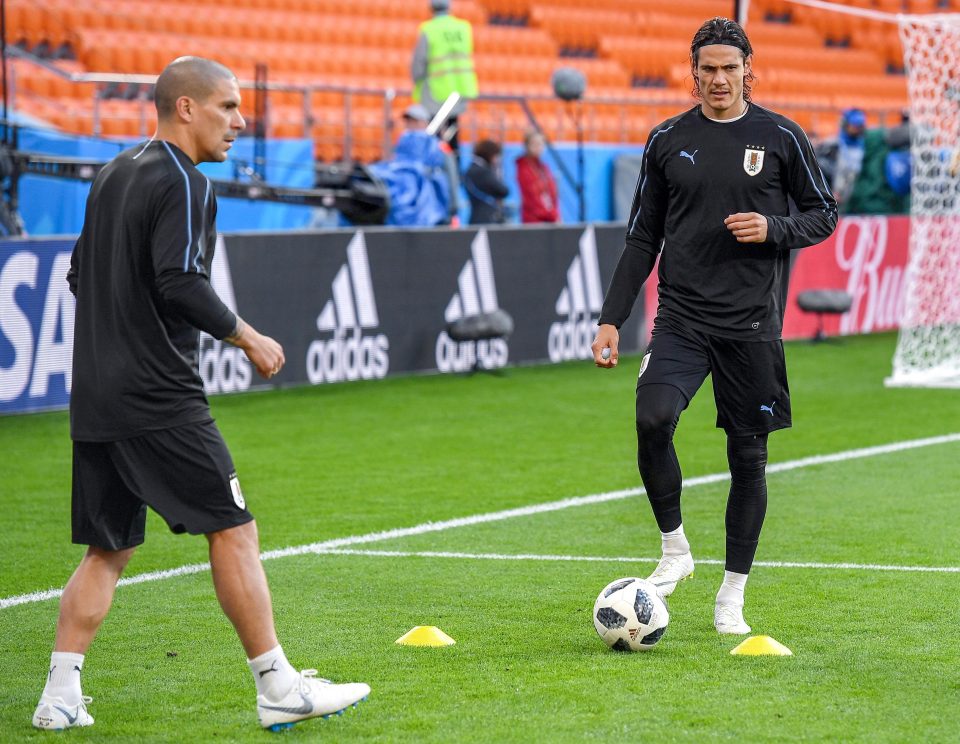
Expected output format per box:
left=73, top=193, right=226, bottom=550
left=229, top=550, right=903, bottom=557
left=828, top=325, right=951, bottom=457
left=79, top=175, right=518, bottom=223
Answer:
left=727, top=434, right=768, bottom=478
left=635, top=409, right=676, bottom=440
left=85, top=545, right=136, bottom=573
left=206, top=518, right=259, bottom=549
left=636, top=384, right=685, bottom=440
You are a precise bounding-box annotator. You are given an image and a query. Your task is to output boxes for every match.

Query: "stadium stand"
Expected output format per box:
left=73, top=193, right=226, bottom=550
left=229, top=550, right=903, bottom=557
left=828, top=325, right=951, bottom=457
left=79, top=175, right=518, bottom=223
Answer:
left=4, top=0, right=956, bottom=160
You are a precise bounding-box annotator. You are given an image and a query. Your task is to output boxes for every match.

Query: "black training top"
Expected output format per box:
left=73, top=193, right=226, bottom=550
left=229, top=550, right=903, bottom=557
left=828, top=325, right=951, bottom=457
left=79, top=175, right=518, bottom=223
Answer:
left=599, top=104, right=838, bottom=341
left=68, top=140, right=237, bottom=442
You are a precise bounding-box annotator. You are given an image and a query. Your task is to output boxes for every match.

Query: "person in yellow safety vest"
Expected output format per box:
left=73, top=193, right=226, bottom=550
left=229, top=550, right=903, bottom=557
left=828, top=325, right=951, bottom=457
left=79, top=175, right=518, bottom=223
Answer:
left=411, top=0, right=478, bottom=154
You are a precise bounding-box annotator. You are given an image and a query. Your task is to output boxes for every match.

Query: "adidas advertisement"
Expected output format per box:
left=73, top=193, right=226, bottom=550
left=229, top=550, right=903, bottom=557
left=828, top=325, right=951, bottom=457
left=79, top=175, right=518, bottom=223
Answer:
left=306, top=231, right=390, bottom=384
left=436, top=229, right=508, bottom=373
left=548, top=226, right=604, bottom=362
left=199, top=235, right=252, bottom=395
left=3, top=224, right=652, bottom=414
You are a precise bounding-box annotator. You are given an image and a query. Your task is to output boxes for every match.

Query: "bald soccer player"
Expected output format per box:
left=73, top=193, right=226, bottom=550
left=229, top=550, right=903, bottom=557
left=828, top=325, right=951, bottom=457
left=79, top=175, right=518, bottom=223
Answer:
left=32, top=57, right=370, bottom=733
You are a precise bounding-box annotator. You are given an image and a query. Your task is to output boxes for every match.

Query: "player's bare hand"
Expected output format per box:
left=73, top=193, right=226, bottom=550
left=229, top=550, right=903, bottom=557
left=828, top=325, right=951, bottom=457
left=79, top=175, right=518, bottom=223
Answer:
left=591, top=324, right=619, bottom=368
left=226, top=319, right=285, bottom=379
left=247, top=333, right=284, bottom=379
left=724, top=212, right=768, bottom=243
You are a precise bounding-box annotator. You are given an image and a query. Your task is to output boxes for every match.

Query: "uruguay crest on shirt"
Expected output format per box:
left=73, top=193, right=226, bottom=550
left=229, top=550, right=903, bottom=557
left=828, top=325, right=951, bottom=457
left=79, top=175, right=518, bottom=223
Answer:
left=743, top=147, right=765, bottom=176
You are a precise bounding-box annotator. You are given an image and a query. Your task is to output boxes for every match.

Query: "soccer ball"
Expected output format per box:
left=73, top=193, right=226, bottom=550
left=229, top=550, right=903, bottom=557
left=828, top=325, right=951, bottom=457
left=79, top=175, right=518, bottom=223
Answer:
left=593, top=577, right=669, bottom=652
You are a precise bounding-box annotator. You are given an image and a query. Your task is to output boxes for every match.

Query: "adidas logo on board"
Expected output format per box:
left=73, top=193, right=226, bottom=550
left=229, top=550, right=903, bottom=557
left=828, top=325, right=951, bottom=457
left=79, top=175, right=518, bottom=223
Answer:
left=307, top=231, right=390, bottom=383
left=200, top=235, right=253, bottom=393
left=548, top=226, right=604, bottom=362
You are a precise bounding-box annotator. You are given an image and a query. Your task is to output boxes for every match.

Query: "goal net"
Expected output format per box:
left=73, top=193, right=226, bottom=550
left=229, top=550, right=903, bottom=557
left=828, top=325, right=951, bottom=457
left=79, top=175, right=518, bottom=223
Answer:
left=886, top=14, right=960, bottom=388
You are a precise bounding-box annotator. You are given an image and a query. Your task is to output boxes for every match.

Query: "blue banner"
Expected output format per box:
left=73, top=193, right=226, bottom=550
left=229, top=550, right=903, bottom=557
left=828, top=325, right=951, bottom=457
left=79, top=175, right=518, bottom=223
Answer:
left=16, top=127, right=317, bottom=235
left=0, top=239, right=76, bottom=413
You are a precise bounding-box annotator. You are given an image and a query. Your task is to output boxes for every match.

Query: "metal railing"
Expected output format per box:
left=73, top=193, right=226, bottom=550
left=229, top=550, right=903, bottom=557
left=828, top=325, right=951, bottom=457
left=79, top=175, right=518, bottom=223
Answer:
left=6, top=46, right=904, bottom=161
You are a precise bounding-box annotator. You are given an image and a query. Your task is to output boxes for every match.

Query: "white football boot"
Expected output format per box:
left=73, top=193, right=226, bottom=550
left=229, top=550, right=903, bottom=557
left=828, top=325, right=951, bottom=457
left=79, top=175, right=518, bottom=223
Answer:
left=32, top=695, right=94, bottom=730
left=714, top=602, right=752, bottom=635
left=646, top=551, right=695, bottom=598
left=257, top=669, right=370, bottom=732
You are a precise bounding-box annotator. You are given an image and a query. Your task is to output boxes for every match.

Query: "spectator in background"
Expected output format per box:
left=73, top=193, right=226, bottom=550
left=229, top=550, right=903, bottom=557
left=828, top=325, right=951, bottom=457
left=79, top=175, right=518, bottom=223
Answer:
left=367, top=104, right=456, bottom=227
left=411, top=0, right=478, bottom=154
left=464, top=139, right=508, bottom=225
left=397, top=103, right=461, bottom=223
left=843, top=111, right=911, bottom=216
left=832, top=108, right=867, bottom=207
left=516, top=130, right=560, bottom=224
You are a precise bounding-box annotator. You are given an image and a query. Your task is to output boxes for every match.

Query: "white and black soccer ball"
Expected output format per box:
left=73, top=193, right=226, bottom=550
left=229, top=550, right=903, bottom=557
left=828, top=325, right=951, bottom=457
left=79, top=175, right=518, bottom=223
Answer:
left=593, top=577, right=669, bottom=652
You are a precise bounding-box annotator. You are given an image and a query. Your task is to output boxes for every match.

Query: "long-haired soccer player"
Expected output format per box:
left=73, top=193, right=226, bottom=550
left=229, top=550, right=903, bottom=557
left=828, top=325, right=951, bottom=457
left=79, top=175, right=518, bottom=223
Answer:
left=592, top=18, right=837, bottom=634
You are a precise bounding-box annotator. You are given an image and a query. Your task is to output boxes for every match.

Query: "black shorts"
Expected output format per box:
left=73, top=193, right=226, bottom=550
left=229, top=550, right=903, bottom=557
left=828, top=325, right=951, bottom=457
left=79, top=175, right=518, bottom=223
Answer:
left=72, top=421, right=254, bottom=550
left=637, top=327, right=791, bottom=436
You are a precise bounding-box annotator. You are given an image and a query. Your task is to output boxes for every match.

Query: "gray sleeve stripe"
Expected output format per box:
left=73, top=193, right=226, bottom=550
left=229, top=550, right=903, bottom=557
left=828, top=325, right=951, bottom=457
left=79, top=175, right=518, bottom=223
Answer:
left=160, top=141, right=194, bottom=273
left=777, top=124, right=832, bottom=208
left=629, top=124, right=673, bottom=234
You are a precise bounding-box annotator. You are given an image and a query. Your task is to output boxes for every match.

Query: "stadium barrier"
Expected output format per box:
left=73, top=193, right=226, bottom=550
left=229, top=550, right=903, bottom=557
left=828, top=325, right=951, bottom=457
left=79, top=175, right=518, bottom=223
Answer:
left=0, top=217, right=910, bottom=415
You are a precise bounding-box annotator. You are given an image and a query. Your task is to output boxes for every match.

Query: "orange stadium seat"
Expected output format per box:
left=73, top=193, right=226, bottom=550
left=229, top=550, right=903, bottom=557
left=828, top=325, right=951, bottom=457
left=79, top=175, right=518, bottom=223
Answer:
left=529, top=6, right=639, bottom=51
left=479, top=0, right=531, bottom=16
left=5, top=2, right=28, bottom=45
left=905, top=0, right=941, bottom=12
left=473, top=25, right=558, bottom=57
left=601, top=37, right=690, bottom=82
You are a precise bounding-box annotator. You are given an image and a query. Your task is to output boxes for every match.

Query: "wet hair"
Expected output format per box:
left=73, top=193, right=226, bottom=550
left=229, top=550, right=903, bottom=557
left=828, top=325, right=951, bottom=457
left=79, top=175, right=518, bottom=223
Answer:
left=154, top=56, right=236, bottom=119
left=689, top=17, right=756, bottom=103
left=473, top=139, right=502, bottom=163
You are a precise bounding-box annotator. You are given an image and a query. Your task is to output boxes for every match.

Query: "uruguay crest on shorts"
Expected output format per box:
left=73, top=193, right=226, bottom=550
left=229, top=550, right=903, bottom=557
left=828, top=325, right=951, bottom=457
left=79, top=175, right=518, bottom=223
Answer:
left=743, top=147, right=765, bottom=176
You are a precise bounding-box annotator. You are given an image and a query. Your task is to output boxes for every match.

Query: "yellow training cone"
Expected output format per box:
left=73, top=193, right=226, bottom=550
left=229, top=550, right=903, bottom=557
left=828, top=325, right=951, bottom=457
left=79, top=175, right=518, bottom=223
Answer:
left=730, top=635, right=793, bottom=656
left=395, top=626, right=456, bottom=647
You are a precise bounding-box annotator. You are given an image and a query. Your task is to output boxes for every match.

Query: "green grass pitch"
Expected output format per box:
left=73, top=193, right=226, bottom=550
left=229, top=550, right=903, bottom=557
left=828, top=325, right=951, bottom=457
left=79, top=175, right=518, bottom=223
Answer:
left=1, top=332, right=958, bottom=742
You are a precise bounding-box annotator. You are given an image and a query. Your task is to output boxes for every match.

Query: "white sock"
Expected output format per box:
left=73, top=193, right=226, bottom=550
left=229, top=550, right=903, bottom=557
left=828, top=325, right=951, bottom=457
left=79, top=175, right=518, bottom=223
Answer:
left=661, top=524, right=690, bottom=556
left=716, top=570, right=749, bottom=607
left=43, top=652, right=84, bottom=706
left=248, top=645, right=299, bottom=700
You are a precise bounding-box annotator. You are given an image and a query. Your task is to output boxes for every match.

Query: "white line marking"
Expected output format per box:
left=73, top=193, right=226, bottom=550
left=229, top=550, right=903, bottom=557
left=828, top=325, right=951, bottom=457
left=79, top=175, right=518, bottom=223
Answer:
left=312, top=549, right=960, bottom=574
left=0, top=564, right=215, bottom=611
left=3, top=433, right=959, bottom=610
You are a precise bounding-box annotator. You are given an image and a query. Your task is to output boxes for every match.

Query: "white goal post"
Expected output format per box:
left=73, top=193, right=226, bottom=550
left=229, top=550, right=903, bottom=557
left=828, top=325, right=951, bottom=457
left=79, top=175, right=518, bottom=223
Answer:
left=886, top=14, right=960, bottom=388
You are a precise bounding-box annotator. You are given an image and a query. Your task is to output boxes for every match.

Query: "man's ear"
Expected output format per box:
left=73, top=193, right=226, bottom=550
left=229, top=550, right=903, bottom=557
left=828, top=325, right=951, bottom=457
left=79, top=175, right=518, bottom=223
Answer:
left=175, top=95, right=193, bottom=122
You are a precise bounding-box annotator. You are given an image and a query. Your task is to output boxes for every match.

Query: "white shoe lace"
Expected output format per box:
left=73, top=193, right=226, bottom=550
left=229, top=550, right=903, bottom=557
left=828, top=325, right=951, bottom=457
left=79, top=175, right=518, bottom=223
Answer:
left=715, top=604, right=747, bottom=629
left=297, top=669, right=332, bottom=694
left=650, top=553, right=689, bottom=579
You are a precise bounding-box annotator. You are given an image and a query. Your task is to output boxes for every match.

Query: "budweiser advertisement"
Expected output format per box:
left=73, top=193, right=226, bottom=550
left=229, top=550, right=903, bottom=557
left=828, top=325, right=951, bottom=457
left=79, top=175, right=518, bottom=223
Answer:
left=643, top=215, right=910, bottom=342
